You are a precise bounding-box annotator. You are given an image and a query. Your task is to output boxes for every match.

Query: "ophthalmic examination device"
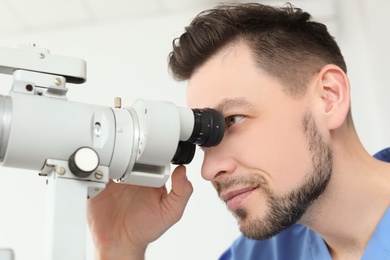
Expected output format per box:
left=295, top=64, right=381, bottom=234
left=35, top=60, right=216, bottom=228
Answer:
left=0, top=44, right=225, bottom=260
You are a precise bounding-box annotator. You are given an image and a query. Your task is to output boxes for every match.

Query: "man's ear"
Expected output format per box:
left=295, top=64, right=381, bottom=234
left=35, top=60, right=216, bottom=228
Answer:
left=315, top=64, right=350, bottom=130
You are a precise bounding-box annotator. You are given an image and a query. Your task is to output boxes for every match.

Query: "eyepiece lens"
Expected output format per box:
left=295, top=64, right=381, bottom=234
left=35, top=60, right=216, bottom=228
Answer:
left=172, top=108, right=225, bottom=165
left=188, top=108, right=225, bottom=147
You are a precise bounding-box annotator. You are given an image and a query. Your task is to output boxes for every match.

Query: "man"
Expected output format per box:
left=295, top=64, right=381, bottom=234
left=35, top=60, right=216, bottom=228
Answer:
left=87, top=3, right=390, bottom=259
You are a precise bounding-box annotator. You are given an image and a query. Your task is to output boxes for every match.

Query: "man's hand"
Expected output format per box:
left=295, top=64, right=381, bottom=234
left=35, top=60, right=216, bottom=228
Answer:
left=87, top=165, right=193, bottom=259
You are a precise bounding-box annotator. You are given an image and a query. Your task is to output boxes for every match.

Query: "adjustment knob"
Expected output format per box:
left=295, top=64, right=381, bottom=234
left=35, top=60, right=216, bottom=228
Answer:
left=68, top=147, right=99, bottom=178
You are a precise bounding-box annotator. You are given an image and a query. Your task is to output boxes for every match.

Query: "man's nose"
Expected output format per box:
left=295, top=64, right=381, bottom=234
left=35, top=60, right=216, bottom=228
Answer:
left=201, top=146, right=236, bottom=181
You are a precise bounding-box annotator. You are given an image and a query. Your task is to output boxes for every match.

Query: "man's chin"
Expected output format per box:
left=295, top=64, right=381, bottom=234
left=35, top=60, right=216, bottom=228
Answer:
left=235, top=211, right=294, bottom=241
left=233, top=207, right=248, bottom=219
left=239, top=221, right=285, bottom=241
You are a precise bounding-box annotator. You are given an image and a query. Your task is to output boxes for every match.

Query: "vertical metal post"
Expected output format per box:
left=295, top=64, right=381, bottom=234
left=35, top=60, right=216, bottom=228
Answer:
left=42, top=160, right=107, bottom=260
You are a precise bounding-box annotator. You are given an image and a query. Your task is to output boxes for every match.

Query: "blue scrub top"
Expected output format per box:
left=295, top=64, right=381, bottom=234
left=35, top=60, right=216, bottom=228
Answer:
left=219, top=148, right=390, bottom=260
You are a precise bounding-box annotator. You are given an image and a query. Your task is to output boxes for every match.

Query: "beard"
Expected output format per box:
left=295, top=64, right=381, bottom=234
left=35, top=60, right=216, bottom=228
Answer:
left=217, top=112, right=333, bottom=240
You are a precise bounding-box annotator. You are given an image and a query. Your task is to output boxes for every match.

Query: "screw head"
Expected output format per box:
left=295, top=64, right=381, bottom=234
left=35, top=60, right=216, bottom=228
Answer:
left=95, top=171, right=103, bottom=180
left=56, top=167, right=66, bottom=175
left=54, top=77, right=62, bottom=85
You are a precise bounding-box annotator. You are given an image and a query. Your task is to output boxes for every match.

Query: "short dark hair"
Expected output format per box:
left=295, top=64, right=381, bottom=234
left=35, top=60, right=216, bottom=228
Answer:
left=168, top=2, right=347, bottom=98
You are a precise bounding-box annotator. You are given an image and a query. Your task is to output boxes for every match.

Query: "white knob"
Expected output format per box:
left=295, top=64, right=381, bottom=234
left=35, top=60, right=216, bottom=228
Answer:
left=68, top=147, right=99, bottom=178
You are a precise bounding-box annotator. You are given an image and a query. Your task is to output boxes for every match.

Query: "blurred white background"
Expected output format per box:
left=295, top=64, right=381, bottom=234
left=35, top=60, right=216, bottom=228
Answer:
left=0, top=0, right=389, bottom=259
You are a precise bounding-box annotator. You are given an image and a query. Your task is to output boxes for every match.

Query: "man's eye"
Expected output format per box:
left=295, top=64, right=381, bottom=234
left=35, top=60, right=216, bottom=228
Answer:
left=225, top=115, right=244, bottom=128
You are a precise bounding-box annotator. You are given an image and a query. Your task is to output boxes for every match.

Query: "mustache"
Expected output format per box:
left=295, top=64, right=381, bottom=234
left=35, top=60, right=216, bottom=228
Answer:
left=215, top=174, right=268, bottom=196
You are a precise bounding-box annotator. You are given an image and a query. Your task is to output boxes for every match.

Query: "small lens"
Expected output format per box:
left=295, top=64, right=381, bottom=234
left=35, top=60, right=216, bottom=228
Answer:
left=187, top=108, right=225, bottom=147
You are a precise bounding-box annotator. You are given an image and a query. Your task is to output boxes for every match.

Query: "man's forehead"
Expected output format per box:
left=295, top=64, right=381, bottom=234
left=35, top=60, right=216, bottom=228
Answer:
left=186, top=42, right=262, bottom=109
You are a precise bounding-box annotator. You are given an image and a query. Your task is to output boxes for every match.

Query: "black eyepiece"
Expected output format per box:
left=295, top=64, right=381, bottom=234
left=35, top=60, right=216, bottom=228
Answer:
left=171, top=108, right=225, bottom=165
left=187, top=108, right=225, bottom=147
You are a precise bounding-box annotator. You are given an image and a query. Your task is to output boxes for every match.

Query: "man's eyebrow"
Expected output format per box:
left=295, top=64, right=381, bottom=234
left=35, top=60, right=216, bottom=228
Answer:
left=214, top=98, right=253, bottom=114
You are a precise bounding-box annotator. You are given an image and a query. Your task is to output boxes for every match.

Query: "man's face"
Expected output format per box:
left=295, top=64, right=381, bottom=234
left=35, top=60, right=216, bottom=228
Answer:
left=186, top=43, right=332, bottom=240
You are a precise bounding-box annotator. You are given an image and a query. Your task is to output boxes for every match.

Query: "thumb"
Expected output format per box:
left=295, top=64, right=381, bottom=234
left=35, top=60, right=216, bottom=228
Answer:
left=166, top=165, right=193, bottom=214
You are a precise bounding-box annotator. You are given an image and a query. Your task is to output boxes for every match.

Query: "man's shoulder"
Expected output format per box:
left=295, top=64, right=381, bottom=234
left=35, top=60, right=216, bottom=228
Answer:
left=219, top=224, right=330, bottom=260
left=373, top=147, right=390, bottom=162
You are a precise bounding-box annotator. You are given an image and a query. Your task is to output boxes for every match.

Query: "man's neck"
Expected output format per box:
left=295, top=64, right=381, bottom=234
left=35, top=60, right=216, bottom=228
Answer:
left=299, top=143, right=390, bottom=259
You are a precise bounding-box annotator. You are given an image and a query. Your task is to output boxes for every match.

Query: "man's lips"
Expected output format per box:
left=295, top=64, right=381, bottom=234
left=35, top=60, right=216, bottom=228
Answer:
left=220, top=187, right=258, bottom=211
